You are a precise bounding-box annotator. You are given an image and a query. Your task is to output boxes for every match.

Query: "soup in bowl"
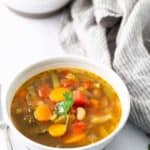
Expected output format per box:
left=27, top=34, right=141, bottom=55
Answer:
left=4, top=56, right=130, bottom=150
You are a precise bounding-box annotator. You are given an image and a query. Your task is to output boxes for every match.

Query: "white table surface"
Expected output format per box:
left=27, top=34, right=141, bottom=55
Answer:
left=0, top=3, right=149, bottom=150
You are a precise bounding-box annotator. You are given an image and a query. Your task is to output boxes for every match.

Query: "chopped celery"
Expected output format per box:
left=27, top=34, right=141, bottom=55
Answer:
left=90, top=114, right=112, bottom=124
left=16, top=108, right=22, bottom=114
left=51, top=71, right=60, bottom=88
left=27, top=86, right=37, bottom=97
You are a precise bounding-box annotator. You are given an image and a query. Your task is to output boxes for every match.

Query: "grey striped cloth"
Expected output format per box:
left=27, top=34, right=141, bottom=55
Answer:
left=60, top=0, right=150, bottom=133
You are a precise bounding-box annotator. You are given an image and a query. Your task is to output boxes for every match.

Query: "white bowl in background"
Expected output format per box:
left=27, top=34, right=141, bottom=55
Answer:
left=4, top=56, right=130, bottom=150
left=2, top=0, right=71, bottom=15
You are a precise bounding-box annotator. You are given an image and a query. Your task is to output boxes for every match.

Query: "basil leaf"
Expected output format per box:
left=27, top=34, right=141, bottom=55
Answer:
left=56, top=92, right=73, bottom=116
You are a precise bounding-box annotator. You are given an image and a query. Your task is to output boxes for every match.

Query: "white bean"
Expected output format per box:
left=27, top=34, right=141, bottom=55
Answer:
left=77, top=107, right=86, bottom=121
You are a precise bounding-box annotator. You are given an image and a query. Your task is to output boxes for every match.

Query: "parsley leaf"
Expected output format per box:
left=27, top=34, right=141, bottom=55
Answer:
left=56, top=92, right=74, bottom=116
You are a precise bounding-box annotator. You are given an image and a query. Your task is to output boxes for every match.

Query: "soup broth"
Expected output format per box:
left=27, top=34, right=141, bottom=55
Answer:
left=11, top=68, right=121, bottom=148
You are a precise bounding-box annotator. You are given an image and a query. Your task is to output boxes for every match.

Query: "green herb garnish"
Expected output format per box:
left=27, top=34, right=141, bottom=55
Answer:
left=56, top=92, right=74, bottom=116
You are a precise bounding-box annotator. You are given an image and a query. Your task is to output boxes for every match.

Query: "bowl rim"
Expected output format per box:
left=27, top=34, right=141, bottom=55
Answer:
left=2, top=0, right=71, bottom=14
left=5, top=55, right=130, bottom=150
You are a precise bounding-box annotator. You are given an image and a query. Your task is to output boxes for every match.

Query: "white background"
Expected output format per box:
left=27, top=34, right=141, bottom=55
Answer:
left=0, top=2, right=149, bottom=150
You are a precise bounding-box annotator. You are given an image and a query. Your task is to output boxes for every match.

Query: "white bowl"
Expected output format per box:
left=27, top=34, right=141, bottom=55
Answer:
left=2, top=0, right=71, bottom=14
left=4, top=56, right=130, bottom=150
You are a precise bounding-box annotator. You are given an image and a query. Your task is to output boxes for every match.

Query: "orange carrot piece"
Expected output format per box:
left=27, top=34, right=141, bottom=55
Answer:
left=34, top=104, right=51, bottom=121
left=49, top=88, right=69, bottom=102
left=48, top=124, right=67, bottom=137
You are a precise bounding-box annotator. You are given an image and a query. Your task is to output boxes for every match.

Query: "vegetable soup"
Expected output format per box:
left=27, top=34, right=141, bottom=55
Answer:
left=11, top=68, right=121, bottom=148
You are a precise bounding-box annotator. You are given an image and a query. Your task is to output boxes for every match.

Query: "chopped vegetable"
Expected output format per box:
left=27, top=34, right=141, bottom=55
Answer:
left=23, top=115, right=36, bottom=125
left=69, top=114, right=76, bottom=122
left=70, top=107, right=76, bottom=114
left=70, top=121, right=87, bottom=134
left=66, top=73, right=77, bottom=81
left=82, top=80, right=92, bottom=89
left=27, top=107, right=34, bottom=113
left=92, top=88, right=103, bottom=98
left=56, top=92, right=74, bottom=116
left=99, top=96, right=109, bottom=108
left=78, top=87, right=85, bottom=92
left=50, top=113, right=58, bottom=121
left=17, top=89, right=27, bottom=99
left=61, top=79, right=75, bottom=88
left=48, top=124, right=67, bottom=137
left=27, top=86, right=37, bottom=97
left=90, top=114, right=112, bottom=124
left=26, top=86, right=41, bottom=108
left=88, top=134, right=98, bottom=143
left=38, top=83, right=51, bottom=99
left=99, top=127, right=108, bottom=138
left=90, top=99, right=100, bottom=108
left=34, top=104, right=51, bottom=121
left=50, top=88, right=69, bottom=102
left=58, top=69, right=69, bottom=77
left=16, top=108, right=22, bottom=114
left=37, top=101, right=44, bottom=106
left=26, top=94, right=40, bottom=108
left=34, top=127, right=48, bottom=135
left=73, top=91, right=89, bottom=107
left=63, top=133, right=86, bottom=144
left=76, top=107, right=86, bottom=121
left=51, top=71, right=60, bottom=88
left=49, top=114, right=69, bottom=137
left=94, top=82, right=101, bottom=88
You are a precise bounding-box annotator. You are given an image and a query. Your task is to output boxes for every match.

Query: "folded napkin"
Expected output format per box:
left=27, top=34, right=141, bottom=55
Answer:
left=60, top=0, right=150, bottom=133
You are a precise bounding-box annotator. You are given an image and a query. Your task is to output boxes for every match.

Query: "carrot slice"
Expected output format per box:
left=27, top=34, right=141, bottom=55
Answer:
left=63, top=133, right=86, bottom=144
left=48, top=124, right=67, bottom=137
left=49, top=88, right=69, bottom=102
left=34, top=104, right=51, bottom=121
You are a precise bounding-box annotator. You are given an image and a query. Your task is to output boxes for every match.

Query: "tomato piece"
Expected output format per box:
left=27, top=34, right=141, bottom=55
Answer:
left=70, top=107, right=76, bottom=114
left=61, top=79, right=75, bottom=88
left=38, top=83, right=51, bottom=99
left=17, top=89, right=27, bottom=99
left=58, top=70, right=69, bottom=78
left=73, top=91, right=89, bottom=107
left=82, top=80, right=92, bottom=89
left=70, top=121, right=87, bottom=134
